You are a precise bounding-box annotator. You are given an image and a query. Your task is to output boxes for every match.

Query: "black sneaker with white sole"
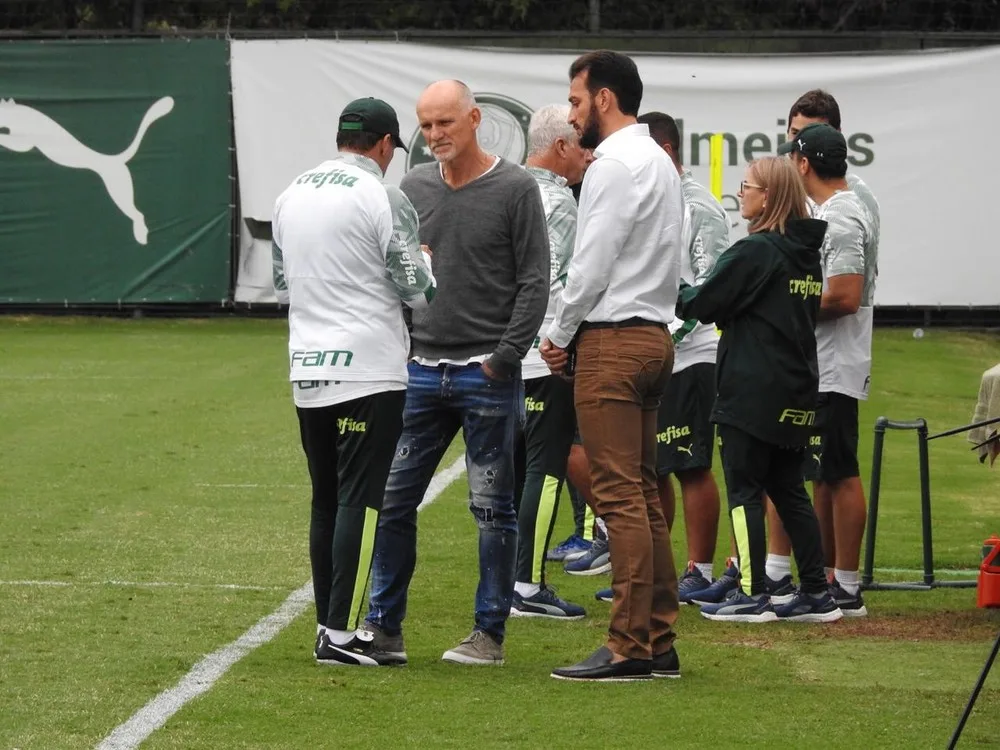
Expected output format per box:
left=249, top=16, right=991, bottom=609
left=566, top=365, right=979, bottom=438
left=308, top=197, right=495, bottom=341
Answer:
left=315, top=631, right=406, bottom=667
left=763, top=574, right=798, bottom=606
left=651, top=646, right=681, bottom=679
left=828, top=580, right=868, bottom=617
left=773, top=590, right=843, bottom=623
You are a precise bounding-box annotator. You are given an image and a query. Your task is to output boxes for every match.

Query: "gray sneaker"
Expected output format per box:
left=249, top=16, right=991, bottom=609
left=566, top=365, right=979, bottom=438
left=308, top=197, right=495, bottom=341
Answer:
left=365, top=622, right=407, bottom=664
left=441, top=630, right=504, bottom=665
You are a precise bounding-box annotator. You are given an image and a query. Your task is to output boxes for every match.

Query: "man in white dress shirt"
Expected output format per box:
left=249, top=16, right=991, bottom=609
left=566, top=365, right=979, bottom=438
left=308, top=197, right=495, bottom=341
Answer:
left=541, top=50, right=684, bottom=682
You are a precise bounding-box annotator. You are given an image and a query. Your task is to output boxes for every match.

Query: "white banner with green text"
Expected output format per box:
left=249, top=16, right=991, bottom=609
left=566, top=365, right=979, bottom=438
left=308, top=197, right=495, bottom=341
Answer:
left=231, top=40, right=1000, bottom=307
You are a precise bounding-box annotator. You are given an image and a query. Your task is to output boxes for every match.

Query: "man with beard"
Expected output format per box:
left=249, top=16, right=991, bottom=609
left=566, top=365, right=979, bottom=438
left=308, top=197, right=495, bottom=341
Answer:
left=541, top=50, right=683, bottom=682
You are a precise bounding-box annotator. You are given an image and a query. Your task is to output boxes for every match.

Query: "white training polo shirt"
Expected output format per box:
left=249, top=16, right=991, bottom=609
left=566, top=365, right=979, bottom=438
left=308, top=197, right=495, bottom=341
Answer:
left=272, top=152, right=435, bottom=407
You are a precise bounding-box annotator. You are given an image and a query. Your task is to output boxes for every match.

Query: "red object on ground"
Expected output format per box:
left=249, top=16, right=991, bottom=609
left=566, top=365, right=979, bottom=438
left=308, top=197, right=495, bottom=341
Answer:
left=978, top=535, right=1000, bottom=609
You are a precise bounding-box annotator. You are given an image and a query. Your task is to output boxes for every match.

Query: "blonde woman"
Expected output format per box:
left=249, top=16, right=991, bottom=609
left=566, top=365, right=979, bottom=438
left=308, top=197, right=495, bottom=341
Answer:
left=675, top=156, right=843, bottom=624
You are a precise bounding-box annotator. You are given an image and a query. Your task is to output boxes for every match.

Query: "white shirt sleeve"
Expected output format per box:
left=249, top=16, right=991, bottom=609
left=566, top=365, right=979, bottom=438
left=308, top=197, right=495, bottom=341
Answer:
left=271, top=197, right=289, bottom=305
left=545, top=158, right=639, bottom=348
left=823, top=209, right=866, bottom=279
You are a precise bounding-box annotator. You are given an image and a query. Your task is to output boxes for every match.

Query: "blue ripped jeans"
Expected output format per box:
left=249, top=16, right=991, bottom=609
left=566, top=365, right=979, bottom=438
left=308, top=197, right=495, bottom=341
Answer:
left=366, top=362, right=523, bottom=643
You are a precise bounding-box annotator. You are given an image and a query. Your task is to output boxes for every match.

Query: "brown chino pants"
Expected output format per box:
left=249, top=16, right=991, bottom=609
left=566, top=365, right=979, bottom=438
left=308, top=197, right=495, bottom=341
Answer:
left=574, top=323, right=679, bottom=660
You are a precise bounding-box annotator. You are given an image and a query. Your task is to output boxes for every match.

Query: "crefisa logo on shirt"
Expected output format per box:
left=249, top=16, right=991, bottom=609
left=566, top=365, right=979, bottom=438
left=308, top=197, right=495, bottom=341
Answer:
left=405, top=93, right=533, bottom=171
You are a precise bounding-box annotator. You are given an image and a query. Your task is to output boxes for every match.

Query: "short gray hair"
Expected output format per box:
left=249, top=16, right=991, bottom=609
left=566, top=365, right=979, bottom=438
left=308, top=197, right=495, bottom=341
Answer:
left=450, top=80, right=478, bottom=112
left=527, top=104, right=575, bottom=156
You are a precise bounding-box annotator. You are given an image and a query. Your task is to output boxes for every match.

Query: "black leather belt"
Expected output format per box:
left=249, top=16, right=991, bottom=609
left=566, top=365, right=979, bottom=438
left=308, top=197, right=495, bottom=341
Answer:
left=578, top=317, right=667, bottom=332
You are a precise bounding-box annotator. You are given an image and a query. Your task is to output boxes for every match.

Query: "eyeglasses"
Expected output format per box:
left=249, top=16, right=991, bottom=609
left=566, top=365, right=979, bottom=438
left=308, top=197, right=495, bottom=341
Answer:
left=739, top=181, right=765, bottom=194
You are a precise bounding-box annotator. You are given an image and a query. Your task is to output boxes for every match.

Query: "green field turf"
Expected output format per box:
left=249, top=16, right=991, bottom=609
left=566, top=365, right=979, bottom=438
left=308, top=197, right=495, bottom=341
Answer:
left=1, top=317, right=998, bottom=749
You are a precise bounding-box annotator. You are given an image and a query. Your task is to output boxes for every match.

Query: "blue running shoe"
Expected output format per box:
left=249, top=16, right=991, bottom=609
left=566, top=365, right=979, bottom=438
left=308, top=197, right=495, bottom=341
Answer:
left=510, top=586, right=586, bottom=619
left=595, top=587, right=612, bottom=602
left=546, top=534, right=592, bottom=563
left=564, top=537, right=611, bottom=576
left=774, top=590, right=843, bottom=623
left=700, top=590, right=778, bottom=623
left=677, top=563, right=712, bottom=605
left=763, top=574, right=797, bottom=606
left=686, top=559, right=739, bottom=606
left=828, top=580, right=868, bottom=617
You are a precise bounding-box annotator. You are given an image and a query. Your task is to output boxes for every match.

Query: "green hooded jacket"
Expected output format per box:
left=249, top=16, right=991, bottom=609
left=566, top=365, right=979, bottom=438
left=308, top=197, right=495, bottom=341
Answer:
left=676, top=217, right=828, bottom=447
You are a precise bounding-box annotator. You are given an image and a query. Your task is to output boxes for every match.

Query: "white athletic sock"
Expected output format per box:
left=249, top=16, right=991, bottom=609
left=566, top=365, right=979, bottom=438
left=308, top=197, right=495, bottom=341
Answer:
left=835, top=569, right=860, bottom=596
left=514, top=581, right=541, bottom=598
left=693, top=562, right=714, bottom=581
left=595, top=517, right=607, bottom=536
left=325, top=629, right=354, bottom=646
left=765, top=554, right=792, bottom=581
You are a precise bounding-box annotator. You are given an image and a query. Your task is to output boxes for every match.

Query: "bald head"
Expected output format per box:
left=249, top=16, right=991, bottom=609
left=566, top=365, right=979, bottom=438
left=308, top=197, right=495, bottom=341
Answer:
left=419, top=79, right=477, bottom=113
left=416, top=79, right=482, bottom=165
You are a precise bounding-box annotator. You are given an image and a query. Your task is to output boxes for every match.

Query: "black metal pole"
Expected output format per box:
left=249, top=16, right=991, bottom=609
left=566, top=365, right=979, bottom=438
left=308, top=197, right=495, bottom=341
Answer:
left=917, top=420, right=934, bottom=586
left=947, top=630, right=1000, bottom=750
left=863, top=417, right=888, bottom=587
left=927, top=414, right=1000, bottom=441
left=588, top=0, right=600, bottom=32
left=131, top=0, right=144, bottom=32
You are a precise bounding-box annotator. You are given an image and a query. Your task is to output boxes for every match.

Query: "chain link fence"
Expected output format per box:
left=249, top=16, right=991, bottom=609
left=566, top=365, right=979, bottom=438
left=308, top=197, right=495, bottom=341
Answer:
left=2, top=0, right=999, bottom=38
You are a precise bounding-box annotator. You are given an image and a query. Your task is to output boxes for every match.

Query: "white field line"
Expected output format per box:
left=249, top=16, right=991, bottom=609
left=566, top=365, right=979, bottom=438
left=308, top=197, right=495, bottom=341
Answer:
left=6, top=564, right=975, bottom=594
left=96, top=454, right=467, bottom=750
left=0, top=375, right=180, bottom=380
left=417, top=455, right=466, bottom=511
left=0, top=580, right=286, bottom=591
left=194, top=483, right=308, bottom=489
left=870, top=567, right=980, bottom=577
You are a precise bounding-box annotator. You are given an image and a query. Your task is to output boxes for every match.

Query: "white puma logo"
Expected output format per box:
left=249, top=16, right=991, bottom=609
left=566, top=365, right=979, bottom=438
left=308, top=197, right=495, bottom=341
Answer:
left=677, top=444, right=694, bottom=456
left=0, top=96, right=174, bottom=245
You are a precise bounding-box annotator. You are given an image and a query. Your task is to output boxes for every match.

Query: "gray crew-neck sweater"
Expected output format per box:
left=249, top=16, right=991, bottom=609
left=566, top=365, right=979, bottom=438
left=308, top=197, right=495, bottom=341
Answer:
left=400, top=158, right=550, bottom=379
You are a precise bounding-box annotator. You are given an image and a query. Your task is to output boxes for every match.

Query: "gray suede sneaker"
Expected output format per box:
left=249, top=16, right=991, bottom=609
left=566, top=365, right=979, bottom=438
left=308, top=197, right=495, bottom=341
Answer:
left=365, top=622, right=407, bottom=664
left=441, top=630, right=504, bottom=665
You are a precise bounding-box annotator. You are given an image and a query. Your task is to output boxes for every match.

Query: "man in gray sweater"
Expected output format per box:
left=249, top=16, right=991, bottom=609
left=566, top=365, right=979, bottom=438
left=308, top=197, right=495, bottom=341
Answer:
left=364, top=79, right=550, bottom=666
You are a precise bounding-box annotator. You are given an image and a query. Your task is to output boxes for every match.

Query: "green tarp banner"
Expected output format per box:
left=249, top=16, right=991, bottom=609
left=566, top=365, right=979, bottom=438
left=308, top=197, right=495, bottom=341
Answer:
left=0, top=40, right=231, bottom=304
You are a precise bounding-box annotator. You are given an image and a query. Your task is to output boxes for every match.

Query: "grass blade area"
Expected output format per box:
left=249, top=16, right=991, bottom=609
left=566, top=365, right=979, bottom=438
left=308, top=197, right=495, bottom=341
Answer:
left=0, top=317, right=998, bottom=749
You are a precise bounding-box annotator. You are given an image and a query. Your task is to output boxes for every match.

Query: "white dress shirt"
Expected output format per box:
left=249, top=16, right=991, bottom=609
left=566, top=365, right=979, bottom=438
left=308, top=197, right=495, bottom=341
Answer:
left=546, top=123, right=683, bottom=348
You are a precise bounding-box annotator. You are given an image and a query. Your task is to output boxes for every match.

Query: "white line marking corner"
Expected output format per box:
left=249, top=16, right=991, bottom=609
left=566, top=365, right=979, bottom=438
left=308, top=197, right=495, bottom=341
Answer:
left=96, top=584, right=312, bottom=750
left=96, top=455, right=466, bottom=750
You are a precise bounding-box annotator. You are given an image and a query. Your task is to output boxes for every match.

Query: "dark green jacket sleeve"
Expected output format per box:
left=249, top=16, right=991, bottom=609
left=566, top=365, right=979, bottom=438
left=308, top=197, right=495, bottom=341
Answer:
left=676, top=237, right=774, bottom=326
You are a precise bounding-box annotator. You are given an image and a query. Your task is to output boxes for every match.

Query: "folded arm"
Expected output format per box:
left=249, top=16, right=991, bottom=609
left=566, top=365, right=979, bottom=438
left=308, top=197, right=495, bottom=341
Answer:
left=673, top=202, right=731, bottom=345
left=818, top=207, right=867, bottom=321
left=676, top=239, right=768, bottom=325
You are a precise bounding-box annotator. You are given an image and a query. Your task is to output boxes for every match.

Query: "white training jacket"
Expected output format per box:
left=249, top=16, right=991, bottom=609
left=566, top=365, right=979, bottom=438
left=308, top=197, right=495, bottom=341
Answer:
left=272, top=152, right=435, bottom=384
